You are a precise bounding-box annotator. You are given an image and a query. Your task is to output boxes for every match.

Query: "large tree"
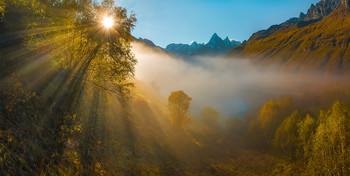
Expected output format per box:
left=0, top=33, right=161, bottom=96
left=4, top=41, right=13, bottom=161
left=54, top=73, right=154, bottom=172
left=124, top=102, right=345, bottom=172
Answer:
left=167, top=90, right=192, bottom=127
left=0, top=0, right=137, bottom=175
left=1, top=0, right=137, bottom=102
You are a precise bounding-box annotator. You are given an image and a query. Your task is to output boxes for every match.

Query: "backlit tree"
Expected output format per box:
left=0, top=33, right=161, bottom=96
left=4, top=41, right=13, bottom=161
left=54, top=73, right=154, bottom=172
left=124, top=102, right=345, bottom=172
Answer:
left=167, top=90, right=192, bottom=127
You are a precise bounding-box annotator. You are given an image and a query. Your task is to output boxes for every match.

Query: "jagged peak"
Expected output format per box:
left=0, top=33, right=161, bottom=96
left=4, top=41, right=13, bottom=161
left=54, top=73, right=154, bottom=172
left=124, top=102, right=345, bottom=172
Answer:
left=212, top=33, right=219, bottom=37
left=210, top=33, right=221, bottom=40
left=300, top=0, right=341, bottom=21
left=208, top=33, right=223, bottom=44
left=223, top=37, right=230, bottom=42
left=299, top=12, right=306, bottom=21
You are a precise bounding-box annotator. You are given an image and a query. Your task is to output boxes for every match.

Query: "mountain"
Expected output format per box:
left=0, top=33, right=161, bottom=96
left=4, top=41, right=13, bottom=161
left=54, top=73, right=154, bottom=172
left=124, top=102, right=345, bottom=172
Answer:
left=137, top=38, right=157, bottom=47
left=165, top=33, right=241, bottom=59
left=134, top=37, right=165, bottom=52
left=246, top=0, right=341, bottom=44
left=228, top=0, right=350, bottom=74
left=299, top=0, right=340, bottom=21
left=246, top=0, right=342, bottom=44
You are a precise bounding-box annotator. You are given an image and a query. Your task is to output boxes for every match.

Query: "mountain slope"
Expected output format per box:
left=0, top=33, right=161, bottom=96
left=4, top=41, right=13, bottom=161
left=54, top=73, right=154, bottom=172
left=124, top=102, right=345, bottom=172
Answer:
left=228, top=0, right=350, bottom=74
left=248, top=0, right=341, bottom=44
left=134, top=37, right=166, bottom=52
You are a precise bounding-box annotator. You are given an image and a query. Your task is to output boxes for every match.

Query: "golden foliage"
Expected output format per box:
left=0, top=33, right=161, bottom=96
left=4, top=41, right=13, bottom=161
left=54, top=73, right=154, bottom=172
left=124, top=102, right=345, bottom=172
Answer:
left=167, top=90, right=192, bottom=127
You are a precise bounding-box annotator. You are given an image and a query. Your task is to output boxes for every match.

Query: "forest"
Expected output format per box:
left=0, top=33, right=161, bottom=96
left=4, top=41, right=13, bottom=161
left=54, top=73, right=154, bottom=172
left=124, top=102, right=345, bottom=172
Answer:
left=1, top=0, right=350, bottom=175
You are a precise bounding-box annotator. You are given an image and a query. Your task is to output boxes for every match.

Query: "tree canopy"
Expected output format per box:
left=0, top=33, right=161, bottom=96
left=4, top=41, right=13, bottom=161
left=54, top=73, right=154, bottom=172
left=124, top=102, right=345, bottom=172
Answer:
left=167, top=90, right=192, bottom=127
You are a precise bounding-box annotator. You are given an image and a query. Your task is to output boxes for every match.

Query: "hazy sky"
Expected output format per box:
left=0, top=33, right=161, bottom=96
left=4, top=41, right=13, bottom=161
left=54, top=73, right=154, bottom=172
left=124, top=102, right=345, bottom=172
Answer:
left=119, top=0, right=319, bottom=47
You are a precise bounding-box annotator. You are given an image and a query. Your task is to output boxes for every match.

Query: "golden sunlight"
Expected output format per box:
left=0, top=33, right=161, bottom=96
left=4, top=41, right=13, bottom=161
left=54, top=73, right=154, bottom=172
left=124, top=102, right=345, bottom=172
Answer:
left=102, top=17, right=114, bottom=28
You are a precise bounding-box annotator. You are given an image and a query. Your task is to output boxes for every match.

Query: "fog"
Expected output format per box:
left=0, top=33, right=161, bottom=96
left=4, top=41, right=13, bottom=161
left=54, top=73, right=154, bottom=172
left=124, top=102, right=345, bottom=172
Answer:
left=131, top=41, right=338, bottom=118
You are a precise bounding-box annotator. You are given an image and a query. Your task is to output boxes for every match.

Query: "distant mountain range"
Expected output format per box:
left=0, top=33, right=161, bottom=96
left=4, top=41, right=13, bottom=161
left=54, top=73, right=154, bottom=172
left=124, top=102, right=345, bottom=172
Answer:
left=228, top=0, right=350, bottom=74
left=135, top=34, right=241, bottom=59
left=165, top=33, right=241, bottom=58
left=135, top=0, right=349, bottom=74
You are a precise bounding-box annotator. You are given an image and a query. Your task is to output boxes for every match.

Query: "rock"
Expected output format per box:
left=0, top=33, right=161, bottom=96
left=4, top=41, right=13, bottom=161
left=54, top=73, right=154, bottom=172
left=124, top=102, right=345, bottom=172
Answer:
left=301, top=0, right=340, bottom=21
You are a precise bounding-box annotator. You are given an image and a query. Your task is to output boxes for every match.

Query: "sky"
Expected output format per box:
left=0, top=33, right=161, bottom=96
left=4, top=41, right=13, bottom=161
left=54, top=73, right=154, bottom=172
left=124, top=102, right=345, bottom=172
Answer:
left=118, top=0, right=320, bottom=48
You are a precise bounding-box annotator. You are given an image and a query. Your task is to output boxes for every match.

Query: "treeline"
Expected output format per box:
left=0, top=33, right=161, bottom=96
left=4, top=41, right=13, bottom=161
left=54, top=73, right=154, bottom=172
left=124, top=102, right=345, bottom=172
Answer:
left=273, top=100, right=350, bottom=175
left=163, top=88, right=350, bottom=175
left=211, top=94, right=350, bottom=175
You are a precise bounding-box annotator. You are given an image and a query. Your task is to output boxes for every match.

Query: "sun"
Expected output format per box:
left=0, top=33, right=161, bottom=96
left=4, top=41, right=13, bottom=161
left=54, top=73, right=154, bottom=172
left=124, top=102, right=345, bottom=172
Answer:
left=102, top=17, right=114, bottom=28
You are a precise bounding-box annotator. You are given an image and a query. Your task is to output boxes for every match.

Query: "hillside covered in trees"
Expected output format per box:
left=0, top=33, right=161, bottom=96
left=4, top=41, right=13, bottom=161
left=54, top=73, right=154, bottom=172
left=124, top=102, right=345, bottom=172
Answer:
left=1, top=0, right=350, bottom=175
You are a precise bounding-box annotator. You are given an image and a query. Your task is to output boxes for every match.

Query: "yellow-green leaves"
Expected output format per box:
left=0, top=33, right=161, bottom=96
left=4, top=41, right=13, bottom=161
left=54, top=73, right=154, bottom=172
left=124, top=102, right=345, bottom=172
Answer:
left=167, top=90, right=192, bottom=127
left=0, top=1, right=5, bottom=17
left=308, top=101, right=350, bottom=175
left=273, top=110, right=301, bottom=160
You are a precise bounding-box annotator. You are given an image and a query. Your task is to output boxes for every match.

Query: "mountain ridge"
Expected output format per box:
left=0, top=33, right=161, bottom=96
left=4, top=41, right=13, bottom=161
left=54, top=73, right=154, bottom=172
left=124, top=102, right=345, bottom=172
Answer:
left=165, top=33, right=241, bottom=59
left=228, top=0, right=350, bottom=74
left=245, top=0, right=343, bottom=45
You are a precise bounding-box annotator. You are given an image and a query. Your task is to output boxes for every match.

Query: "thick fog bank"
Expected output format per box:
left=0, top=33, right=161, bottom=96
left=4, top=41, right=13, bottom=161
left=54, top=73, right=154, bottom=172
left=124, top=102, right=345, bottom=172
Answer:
left=132, top=42, right=346, bottom=118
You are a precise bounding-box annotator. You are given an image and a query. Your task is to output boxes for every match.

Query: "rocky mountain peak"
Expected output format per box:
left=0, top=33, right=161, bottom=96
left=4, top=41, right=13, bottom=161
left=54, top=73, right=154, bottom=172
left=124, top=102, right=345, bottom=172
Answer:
left=223, top=37, right=230, bottom=43
left=208, top=33, right=223, bottom=45
left=211, top=33, right=219, bottom=38
left=299, top=0, right=340, bottom=21
left=298, top=12, right=306, bottom=21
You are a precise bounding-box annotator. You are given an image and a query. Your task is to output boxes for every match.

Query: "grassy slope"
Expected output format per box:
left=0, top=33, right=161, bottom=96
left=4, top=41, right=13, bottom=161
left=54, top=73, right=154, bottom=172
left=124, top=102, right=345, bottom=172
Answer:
left=229, top=5, right=350, bottom=74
